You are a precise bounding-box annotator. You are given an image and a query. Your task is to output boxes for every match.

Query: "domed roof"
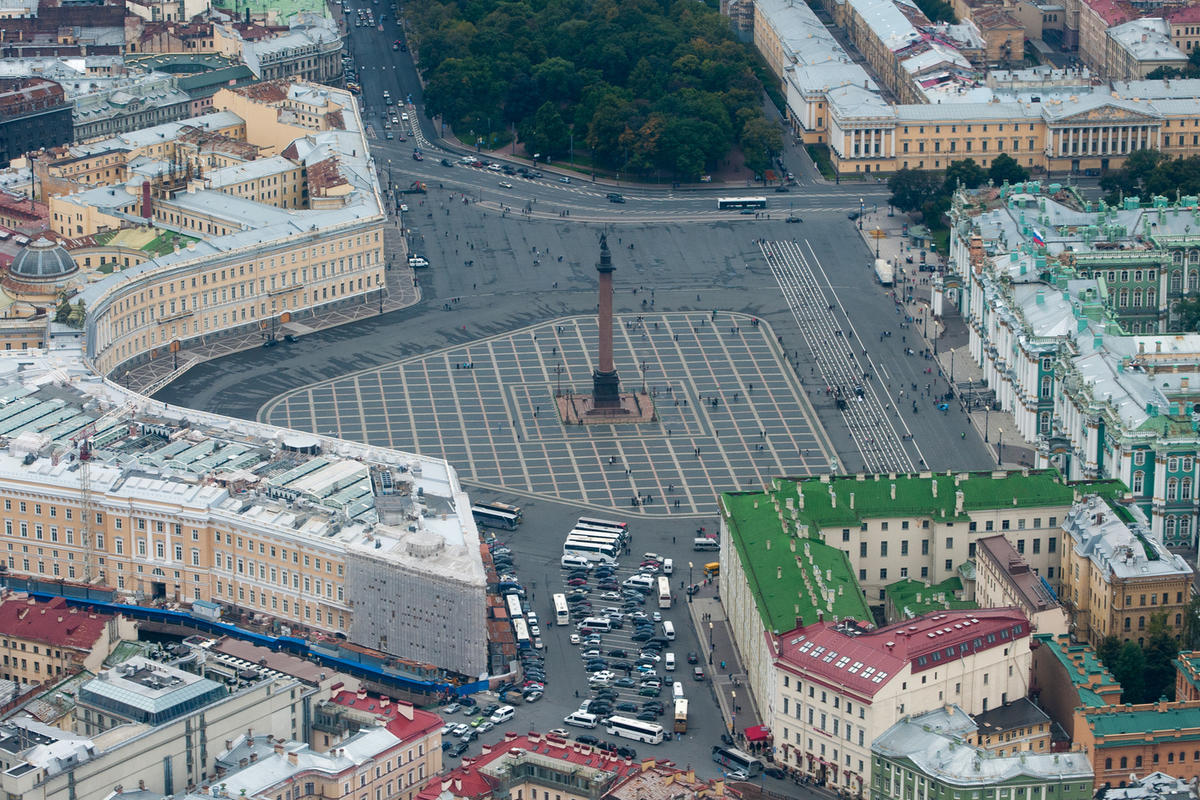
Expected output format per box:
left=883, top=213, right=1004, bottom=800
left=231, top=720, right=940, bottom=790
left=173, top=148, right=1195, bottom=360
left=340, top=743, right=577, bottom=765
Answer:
left=10, top=237, right=77, bottom=281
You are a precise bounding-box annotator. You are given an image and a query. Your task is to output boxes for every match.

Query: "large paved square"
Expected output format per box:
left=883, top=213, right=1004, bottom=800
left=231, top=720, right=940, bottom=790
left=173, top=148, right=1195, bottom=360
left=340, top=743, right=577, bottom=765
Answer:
left=259, top=311, right=833, bottom=514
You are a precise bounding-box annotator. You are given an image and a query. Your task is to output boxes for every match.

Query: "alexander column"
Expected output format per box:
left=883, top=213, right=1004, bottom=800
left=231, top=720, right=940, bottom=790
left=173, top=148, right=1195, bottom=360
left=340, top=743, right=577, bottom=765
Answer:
left=591, top=233, right=621, bottom=409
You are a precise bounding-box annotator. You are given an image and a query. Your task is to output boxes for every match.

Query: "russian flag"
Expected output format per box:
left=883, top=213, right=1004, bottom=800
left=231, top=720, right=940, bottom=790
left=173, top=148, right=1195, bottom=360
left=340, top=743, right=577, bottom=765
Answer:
left=1030, top=229, right=1046, bottom=247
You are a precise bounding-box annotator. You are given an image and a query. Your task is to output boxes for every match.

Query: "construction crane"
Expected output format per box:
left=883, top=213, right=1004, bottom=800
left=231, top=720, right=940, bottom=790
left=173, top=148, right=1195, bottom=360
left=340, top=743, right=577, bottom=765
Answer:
left=69, top=401, right=135, bottom=584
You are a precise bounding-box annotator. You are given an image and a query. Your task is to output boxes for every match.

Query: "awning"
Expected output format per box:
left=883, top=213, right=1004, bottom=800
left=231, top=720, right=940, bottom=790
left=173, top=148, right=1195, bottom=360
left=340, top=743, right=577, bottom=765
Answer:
left=744, top=725, right=771, bottom=742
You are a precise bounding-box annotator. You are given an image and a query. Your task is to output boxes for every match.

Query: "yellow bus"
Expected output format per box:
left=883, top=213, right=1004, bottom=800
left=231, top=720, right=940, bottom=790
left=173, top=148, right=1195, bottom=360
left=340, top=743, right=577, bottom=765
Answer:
left=704, top=562, right=719, bottom=577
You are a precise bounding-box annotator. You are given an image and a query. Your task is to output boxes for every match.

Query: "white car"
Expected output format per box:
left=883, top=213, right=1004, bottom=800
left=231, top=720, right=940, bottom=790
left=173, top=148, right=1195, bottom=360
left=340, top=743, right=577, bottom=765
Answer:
left=499, top=181, right=513, bottom=188
left=533, top=637, right=544, bottom=650
left=399, top=203, right=409, bottom=212
left=726, top=769, right=749, bottom=781
left=570, top=633, right=581, bottom=645
left=643, top=553, right=662, bottom=562
left=652, top=612, right=663, bottom=622
left=527, top=612, right=539, bottom=625
left=530, top=625, right=541, bottom=637
left=487, top=163, right=503, bottom=171
left=440, top=724, right=455, bottom=736
left=588, top=670, right=615, bottom=683
left=548, top=728, right=569, bottom=737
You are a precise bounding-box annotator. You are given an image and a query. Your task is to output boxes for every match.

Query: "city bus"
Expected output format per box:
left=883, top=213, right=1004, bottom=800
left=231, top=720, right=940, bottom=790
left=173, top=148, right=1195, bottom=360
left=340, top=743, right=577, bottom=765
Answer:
left=513, top=617, right=531, bottom=650
left=553, top=593, right=570, bottom=626
left=472, top=505, right=519, bottom=530
left=605, top=715, right=665, bottom=744
left=674, top=698, right=688, bottom=733
left=658, top=576, right=672, bottom=609
left=562, top=539, right=619, bottom=564
left=478, top=500, right=523, bottom=520
left=505, top=593, right=524, bottom=621
left=704, top=562, right=720, bottom=577
left=711, top=746, right=764, bottom=777
left=717, top=197, right=767, bottom=210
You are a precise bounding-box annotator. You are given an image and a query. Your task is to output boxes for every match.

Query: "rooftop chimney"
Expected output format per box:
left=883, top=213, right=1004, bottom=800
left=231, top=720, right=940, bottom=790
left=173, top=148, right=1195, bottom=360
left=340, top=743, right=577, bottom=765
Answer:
left=141, top=179, right=152, bottom=221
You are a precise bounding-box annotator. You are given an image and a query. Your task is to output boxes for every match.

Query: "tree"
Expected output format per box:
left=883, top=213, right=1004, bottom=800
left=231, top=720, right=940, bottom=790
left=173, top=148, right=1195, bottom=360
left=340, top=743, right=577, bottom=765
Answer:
left=1097, top=635, right=1122, bottom=669
left=521, top=101, right=570, bottom=159
left=1176, top=294, right=1200, bottom=333
left=1183, top=594, right=1200, bottom=650
left=943, top=159, right=985, bottom=194
left=1113, top=640, right=1147, bottom=703
left=888, top=169, right=944, bottom=216
left=66, top=300, right=85, bottom=330
left=54, top=298, right=72, bottom=324
left=739, top=116, right=782, bottom=177
left=988, top=153, right=1029, bottom=186
left=1144, top=614, right=1178, bottom=702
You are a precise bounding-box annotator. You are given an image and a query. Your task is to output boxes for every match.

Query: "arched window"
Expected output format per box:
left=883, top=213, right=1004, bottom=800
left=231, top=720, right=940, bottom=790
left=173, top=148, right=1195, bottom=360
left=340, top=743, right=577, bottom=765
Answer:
left=1180, top=516, right=1192, bottom=543
left=1134, top=289, right=1143, bottom=306
left=1106, top=758, right=1113, bottom=770
left=1168, top=478, right=1179, bottom=500
left=1139, top=616, right=1146, bottom=629
left=1121, top=757, right=1128, bottom=769
left=1183, top=478, right=1193, bottom=499
left=1120, top=289, right=1129, bottom=307
left=1133, top=471, right=1144, bottom=493
left=1167, top=516, right=1178, bottom=538
left=1172, top=271, right=1183, bottom=292
left=1040, top=376, right=1052, bottom=398
left=1191, top=270, right=1200, bottom=292
left=1148, top=288, right=1157, bottom=306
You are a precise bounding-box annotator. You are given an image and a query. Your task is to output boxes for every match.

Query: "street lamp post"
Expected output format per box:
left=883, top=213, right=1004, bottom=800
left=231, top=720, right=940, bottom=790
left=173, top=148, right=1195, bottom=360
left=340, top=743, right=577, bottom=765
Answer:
left=984, top=404, right=990, bottom=442
left=688, top=561, right=694, bottom=603
left=998, top=429, right=1004, bottom=466
left=730, top=690, right=737, bottom=735
left=708, top=621, right=714, bottom=664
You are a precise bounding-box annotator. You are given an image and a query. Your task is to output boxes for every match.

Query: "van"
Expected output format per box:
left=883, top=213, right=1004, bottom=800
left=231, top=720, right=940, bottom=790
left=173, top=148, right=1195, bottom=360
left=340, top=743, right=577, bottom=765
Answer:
left=693, top=537, right=719, bottom=551
left=563, top=711, right=599, bottom=729
left=672, top=682, right=684, bottom=699
left=693, top=667, right=705, bottom=681
left=663, top=621, right=676, bottom=641
left=578, top=617, right=613, bottom=633
left=623, top=574, right=654, bottom=590
left=408, top=255, right=430, bottom=268
left=662, top=558, right=674, bottom=575
left=665, top=652, right=676, bottom=671
left=490, top=705, right=515, bottom=723
left=561, top=554, right=592, bottom=570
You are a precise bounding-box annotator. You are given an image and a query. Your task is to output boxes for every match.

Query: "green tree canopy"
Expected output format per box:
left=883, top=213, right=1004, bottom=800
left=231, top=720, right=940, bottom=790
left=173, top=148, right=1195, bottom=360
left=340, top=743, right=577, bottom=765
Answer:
left=409, top=0, right=775, bottom=175
left=988, top=153, right=1029, bottom=186
left=942, top=158, right=985, bottom=194
left=1112, top=640, right=1147, bottom=703
left=888, top=168, right=944, bottom=217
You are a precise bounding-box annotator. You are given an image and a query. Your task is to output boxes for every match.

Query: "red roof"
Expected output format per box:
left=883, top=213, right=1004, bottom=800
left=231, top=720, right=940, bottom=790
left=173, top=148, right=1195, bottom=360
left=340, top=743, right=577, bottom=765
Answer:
left=0, top=595, right=112, bottom=650
left=775, top=608, right=1030, bottom=699
left=331, top=689, right=443, bottom=742
left=1168, top=5, right=1200, bottom=23
left=416, top=732, right=646, bottom=800
left=1084, top=0, right=1132, bottom=26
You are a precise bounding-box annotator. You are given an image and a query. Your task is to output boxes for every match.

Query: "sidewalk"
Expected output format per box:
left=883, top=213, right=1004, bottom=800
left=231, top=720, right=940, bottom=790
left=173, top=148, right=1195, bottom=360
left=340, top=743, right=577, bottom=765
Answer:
left=121, top=222, right=421, bottom=396
left=684, top=578, right=761, bottom=737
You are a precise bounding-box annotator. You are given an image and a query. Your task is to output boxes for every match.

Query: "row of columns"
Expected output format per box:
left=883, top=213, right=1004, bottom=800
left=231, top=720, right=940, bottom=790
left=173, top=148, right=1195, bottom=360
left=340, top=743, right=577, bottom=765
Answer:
left=847, top=127, right=895, bottom=158
left=1052, top=124, right=1158, bottom=157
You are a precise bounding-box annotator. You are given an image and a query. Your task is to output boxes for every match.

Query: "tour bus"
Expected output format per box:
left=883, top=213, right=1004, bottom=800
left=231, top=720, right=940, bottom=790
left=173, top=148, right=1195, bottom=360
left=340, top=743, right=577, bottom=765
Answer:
left=658, top=576, right=672, bottom=609
left=567, top=532, right=624, bottom=551
left=606, top=715, right=665, bottom=744
left=505, top=593, right=524, bottom=621
left=674, top=699, right=689, bottom=733
left=563, top=539, right=619, bottom=564
left=477, top=500, right=523, bottom=520
left=711, top=746, right=764, bottom=777
left=472, top=505, right=519, bottom=530
left=576, top=516, right=628, bottom=533
left=717, top=196, right=767, bottom=210
left=553, top=593, right=570, bottom=626
left=513, top=617, right=531, bottom=650
left=693, top=537, right=719, bottom=551
left=573, top=527, right=629, bottom=548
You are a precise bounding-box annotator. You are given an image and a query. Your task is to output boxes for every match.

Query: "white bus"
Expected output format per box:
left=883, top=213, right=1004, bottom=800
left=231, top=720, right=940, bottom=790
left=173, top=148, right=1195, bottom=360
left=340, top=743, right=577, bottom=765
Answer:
left=606, top=715, right=665, bottom=744
left=472, top=505, right=519, bottom=530
left=506, top=593, right=524, bottom=620
left=673, top=698, right=688, bottom=733
left=553, top=593, right=570, bottom=626
left=658, top=576, right=672, bottom=609
left=567, top=531, right=624, bottom=548
left=513, top=617, right=531, bottom=650
left=563, top=540, right=619, bottom=563
left=477, top=500, right=523, bottom=520
left=573, top=526, right=629, bottom=547
left=576, top=516, right=628, bottom=532
left=711, top=746, right=764, bottom=776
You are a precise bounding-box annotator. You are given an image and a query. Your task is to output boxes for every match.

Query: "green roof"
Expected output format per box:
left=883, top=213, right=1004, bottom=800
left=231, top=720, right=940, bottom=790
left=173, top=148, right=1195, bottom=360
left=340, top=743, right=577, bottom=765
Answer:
left=749, top=470, right=1124, bottom=530
left=1174, top=652, right=1200, bottom=694
left=886, top=576, right=976, bottom=619
left=1033, top=633, right=1120, bottom=708
left=1087, top=705, right=1200, bottom=738
left=721, top=483, right=871, bottom=634
left=720, top=470, right=1127, bottom=636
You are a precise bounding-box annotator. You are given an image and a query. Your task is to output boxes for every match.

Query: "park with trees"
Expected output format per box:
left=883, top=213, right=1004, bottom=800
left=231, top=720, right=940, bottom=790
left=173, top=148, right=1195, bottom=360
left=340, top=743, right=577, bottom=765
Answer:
left=405, top=0, right=782, bottom=181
